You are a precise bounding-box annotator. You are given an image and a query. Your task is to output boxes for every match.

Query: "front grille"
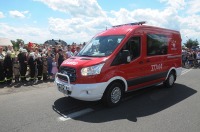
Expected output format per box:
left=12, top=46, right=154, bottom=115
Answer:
left=58, top=66, right=76, bottom=82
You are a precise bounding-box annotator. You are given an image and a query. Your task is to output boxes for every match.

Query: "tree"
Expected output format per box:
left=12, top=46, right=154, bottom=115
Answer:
left=11, top=39, right=24, bottom=51
left=184, top=38, right=199, bottom=49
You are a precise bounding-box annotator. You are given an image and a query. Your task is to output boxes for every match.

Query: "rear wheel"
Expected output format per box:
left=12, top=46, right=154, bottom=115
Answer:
left=103, top=82, right=124, bottom=107
left=163, top=71, right=176, bottom=88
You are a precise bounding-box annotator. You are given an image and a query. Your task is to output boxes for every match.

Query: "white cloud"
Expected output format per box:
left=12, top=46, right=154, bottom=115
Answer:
left=35, top=0, right=106, bottom=18
left=48, top=17, right=110, bottom=43
left=9, top=10, right=29, bottom=18
left=1, top=0, right=199, bottom=44
left=0, top=11, right=5, bottom=18
left=160, top=0, right=186, bottom=9
left=187, top=0, right=200, bottom=14
left=0, top=23, right=51, bottom=43
left=109, top=7, right=180, bottom=30
left=177, top=15, right=200, bottom=42
left=36, top=0, right=190, bottom=43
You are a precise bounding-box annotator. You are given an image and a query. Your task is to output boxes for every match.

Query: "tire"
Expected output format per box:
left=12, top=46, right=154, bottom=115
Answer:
left=163, top=71, right=176, bottom=88
left=102, top=82, right=124, bottom=107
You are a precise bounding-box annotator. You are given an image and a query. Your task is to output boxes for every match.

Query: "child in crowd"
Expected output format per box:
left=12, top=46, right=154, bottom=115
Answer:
left=13, top=56, right=20, bottom=83
left=51, top=57, right=58, bottom=79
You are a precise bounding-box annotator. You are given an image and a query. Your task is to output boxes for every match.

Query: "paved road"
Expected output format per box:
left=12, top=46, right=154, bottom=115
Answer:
left=0, top=68, right=199, bottom=132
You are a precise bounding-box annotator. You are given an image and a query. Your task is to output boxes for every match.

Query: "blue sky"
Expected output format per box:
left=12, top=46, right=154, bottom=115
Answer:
left=0, top=0, right=200, bottom=44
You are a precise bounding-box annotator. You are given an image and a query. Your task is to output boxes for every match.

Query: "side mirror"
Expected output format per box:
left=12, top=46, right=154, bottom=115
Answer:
left=122, top=50, right=131, bottom=63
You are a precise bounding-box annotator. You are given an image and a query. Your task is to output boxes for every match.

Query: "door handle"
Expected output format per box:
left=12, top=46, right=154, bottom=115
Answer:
left=146, top=59, right=150, bottom=62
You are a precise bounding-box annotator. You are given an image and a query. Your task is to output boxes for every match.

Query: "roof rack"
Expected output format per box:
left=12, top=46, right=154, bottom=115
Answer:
left=112, top=21, right=146, bottom=27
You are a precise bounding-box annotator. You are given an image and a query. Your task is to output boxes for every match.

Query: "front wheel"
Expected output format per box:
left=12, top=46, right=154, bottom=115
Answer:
left=163, top=71, right=176, bottom=88
left=102, top=82, right=124, bottom=107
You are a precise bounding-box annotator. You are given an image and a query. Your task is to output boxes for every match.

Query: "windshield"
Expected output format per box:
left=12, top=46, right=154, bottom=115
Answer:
left=78, top=35, right=125, bottom=57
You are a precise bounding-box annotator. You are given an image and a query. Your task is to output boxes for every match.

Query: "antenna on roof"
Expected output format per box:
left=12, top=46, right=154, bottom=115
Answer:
left=112, top=21, right=147, bottom=27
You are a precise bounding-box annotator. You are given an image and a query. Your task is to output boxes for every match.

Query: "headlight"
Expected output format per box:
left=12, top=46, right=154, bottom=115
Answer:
left=81, top=63, right=105, bottom=76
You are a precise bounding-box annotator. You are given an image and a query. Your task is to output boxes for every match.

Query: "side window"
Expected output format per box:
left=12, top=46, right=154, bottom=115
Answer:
left=111, top=36, right=141, bottom=66
left=124, top=37, right=141, bottom=60
left=147, top=34, right=168, bottom=56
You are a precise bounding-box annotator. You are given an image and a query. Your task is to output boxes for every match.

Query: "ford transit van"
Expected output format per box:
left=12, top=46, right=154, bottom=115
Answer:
left=55, top=22, right=182, bottom=107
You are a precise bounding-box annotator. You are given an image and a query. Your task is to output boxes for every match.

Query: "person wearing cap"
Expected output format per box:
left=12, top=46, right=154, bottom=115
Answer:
left=42, top=54, right=48, bottom=81
left=19, top=49, right=28, bottom=82
left=13, top=55, right=20, bottom=83
left=28, top=52, right=36, bottom=83
left=0, top=56, right=5, bottom=84
left=4, top=51, right=13, bottom=84
left=36, top=54, right=43, bottom=81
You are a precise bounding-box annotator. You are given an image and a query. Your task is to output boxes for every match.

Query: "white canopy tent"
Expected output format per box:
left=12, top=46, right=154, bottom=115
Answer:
left=0, top=38, right=12, bottom=46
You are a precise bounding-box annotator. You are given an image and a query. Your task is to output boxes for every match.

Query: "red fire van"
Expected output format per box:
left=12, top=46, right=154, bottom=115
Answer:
left=55, top=22, right=182, bottom=107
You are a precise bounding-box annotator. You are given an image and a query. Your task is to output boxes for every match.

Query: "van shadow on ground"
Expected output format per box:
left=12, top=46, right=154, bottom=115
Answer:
left=53, top=83, right=197, bottom=123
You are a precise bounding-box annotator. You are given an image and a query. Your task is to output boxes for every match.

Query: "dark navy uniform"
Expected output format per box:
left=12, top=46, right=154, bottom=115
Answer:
left=4, top=54, right=13, bottom=84
left=36, top=56, right=43, bottom=80
left=0, top=58, right=5, bottom=84
left=19, top=51, right=27, bottom=82
left=28, top=55, right=36, bottom=82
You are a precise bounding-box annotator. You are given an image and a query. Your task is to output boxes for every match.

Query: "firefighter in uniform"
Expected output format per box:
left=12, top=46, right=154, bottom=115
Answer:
left=19, top=49, right=28, bottom=82
left=36, top=54, right=43, bottom=80
left=0, top=56, right=5, bottom=84
left=4, top=51, right=13, bottom=84
left=17, top=48, right=23, bottom=64
left=28, top=52, right=36, bottom=82
left=13, top=56, right=20, bottom=83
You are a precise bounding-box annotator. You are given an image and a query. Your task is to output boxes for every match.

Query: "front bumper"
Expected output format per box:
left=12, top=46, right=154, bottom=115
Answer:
left=55, top=73, right=107, bottom=101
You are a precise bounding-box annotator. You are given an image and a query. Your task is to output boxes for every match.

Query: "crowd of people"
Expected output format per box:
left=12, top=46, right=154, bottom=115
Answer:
left=0, top=42, right=85, bottom=85
left=182, top=49, right=200, bottom=68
